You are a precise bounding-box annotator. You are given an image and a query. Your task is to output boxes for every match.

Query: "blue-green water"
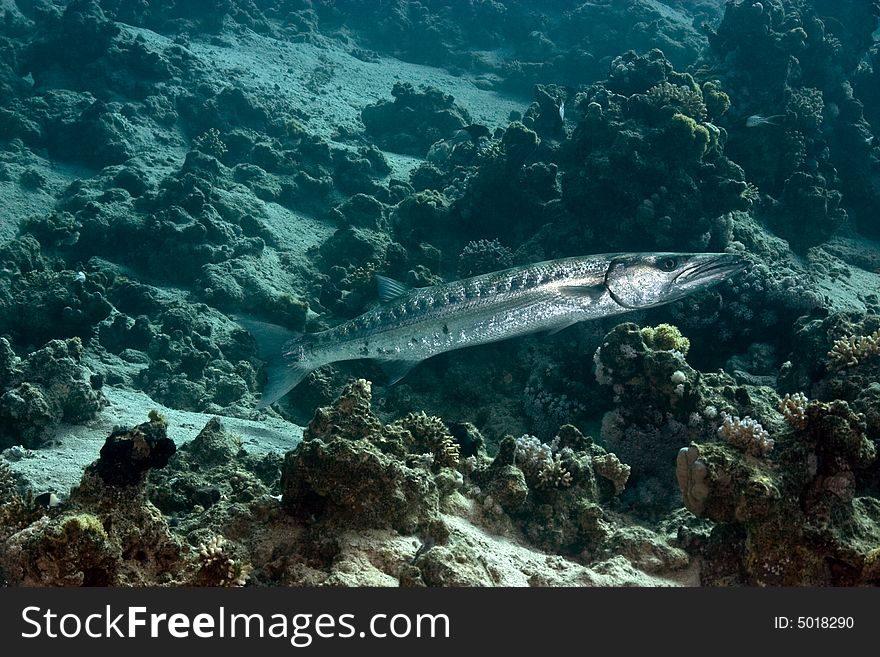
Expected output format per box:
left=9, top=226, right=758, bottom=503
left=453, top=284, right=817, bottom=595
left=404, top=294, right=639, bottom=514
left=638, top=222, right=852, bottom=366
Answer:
left=0, top=0, right=878, bottom=587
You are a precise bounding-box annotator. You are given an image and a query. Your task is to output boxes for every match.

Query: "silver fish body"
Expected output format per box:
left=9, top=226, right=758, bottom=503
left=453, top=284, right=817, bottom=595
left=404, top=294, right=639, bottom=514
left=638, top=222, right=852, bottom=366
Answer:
left=239, top=252, right=746, bottom=407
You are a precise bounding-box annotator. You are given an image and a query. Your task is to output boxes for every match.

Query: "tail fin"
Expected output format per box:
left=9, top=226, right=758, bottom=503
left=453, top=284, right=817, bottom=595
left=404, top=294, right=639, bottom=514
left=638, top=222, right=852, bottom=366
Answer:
left=234, top=315, right=313, bottom=408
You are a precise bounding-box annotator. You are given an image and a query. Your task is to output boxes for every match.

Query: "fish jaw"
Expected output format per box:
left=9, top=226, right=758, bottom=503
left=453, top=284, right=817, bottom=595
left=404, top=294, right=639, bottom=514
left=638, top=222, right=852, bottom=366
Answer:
left=605, top=252, right=747, bottom=308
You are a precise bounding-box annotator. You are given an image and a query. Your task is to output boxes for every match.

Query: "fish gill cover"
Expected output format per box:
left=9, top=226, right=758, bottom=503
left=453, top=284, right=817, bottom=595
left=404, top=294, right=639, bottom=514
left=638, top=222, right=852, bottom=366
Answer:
left=0, top=0, right=878, bottom=587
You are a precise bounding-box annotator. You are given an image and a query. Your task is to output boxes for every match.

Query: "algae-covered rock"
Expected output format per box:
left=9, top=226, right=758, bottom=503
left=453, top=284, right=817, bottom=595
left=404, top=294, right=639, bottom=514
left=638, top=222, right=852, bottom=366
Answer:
left=361, top=82, right=471, bottom=156
left=0, top=413, right=190, bottom=586
left=281, top=380, right=443, bottom=534
left=469, top=425, right=630, bottom=557
left=96, top=410, right=176, bottom=487
left=679, top=394, right=880, bottom=586
left=0, top=337, right=105, bottom=449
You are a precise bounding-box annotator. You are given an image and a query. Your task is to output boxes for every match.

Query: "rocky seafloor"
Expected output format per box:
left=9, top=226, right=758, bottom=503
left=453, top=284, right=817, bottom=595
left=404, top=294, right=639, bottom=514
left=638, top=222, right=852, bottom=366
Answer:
left=1, top=0, right=880, bottom=587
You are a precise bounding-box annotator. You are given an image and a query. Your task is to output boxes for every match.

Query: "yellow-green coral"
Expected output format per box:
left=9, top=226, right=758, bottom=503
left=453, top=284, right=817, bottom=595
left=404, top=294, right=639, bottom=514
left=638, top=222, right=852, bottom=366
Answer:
left=701, top=80, right=730, bottom=119
left=640, top=323, right=690, bottom=355
left=646, top=81, right=707, bottom=120
left=148, top=408, right=168, bottom=428
left=56, top=513, right=109, bottom=544
left=667, top=113, right=710, bottom=160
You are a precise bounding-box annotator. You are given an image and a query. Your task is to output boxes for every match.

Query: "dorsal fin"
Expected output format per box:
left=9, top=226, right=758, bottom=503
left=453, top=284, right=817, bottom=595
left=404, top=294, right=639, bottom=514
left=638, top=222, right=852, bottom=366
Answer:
left=376, top=275, right=411, bottom=303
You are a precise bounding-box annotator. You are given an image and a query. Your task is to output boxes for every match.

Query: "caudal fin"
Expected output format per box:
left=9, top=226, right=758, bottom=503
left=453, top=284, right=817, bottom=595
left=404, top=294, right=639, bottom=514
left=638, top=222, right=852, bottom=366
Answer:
left=233, top=315, right=313, bottom=408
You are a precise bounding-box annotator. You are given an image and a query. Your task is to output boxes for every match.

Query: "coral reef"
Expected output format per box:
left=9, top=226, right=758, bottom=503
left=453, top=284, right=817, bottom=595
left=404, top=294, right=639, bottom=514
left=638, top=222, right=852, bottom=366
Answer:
left=701, top=0, right=880, bottom=243
left=276, top=380, right=682, bottom=581
left=779, top=312, right=880, bottom=405
left=557, top=50, right=750, bottom=253
left=0, top=337, right=105, bottom=449
left=282, top=379, right=444, bottom=534
left=0, top=413, right=187, bottom=586
left=148, top=415, right=280, bottom=517
left=361, top=82, right=472, bottom=157
left=594, top=321, right=789, bottom=516
left=677, top=395, right=879, bottom=586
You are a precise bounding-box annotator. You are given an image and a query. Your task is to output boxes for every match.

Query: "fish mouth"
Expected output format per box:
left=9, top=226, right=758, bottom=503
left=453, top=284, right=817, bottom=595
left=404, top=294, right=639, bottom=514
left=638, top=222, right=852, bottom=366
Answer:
left=675, top=253, right=747, bottom=289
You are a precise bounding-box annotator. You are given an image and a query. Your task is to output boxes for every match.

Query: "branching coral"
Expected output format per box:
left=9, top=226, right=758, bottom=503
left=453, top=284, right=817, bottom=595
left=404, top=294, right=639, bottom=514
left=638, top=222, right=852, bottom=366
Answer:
left=786, top=86, right=824, bottom=132
left=639, top=323, right=691, bottom=355
left=522, top=383, right=587, bottom=438
left=457, top=238, right=514, bottom=277
left=394, top=412, right=461, bottom=469
left=701, top=80, right=730, bottom=120
left=195, top=536, right=250, bottom=587
left=646, top=81, right=707, bottom=120
left=192, top=127, right=227, bottom=158
left=513, top=434, right=572, bottom=490
left=536, top=453, right=573, bottom=489
left=591, top=453, right=631, bottom=495
left=778, top=392, right=808, bottom=430
left=827, top=328, right=880, bottom=369
left=717, top=411, right=774, bottom=457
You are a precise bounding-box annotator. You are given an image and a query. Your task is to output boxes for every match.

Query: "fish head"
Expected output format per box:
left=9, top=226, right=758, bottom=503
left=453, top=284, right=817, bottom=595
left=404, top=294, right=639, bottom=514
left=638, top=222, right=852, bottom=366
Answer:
left=605, top=252, right=747, bottom=309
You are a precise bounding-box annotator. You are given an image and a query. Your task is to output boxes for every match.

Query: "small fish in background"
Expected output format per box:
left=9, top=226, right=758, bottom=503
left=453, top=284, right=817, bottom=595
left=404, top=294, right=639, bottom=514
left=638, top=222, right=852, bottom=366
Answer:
left=558, top=100, right=565, bottom=123
left=745, top=114, right=784, bottom=128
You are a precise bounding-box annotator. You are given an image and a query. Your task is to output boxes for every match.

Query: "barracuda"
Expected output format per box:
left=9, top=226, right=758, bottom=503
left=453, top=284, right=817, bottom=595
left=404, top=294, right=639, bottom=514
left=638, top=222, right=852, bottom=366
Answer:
left=238, top=251, right=746, bottom=408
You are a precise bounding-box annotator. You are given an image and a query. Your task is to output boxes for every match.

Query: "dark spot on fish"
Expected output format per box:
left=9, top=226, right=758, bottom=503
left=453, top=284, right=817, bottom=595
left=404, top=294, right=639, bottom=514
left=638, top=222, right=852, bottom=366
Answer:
left=359, top=343, right=370, bottom=356
left=479, top=284, right=491, bottom=296
left=465, top=285, right=477, bottom=299
left=448, top=291, right=460, bottom=303
left=433, top=295, right=445, bottom=308
left=442, top=323, right=449, bottom=334
left=509, top=278, right=520, bottom=290
left=411, top=337, right=419, bottom=344
left=525, top=274, right=539, bottom=287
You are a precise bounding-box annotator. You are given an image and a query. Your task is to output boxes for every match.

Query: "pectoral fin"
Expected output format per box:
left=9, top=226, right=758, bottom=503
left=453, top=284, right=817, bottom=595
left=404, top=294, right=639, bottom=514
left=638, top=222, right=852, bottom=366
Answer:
left=545, top=284, right=606, bottom=335
left=378, top=359, right=421, bottom=385
left=376, top=275, right=411, bottom=303
left=547, top=320, right=578, bottom=336
left=558, top=284, right=607, bottom=300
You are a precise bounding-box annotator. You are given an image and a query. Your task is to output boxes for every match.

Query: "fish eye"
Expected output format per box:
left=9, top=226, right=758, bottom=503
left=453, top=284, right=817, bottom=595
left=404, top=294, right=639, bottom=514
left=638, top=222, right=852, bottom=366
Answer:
left=659, top=257, right=677, bottom=272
